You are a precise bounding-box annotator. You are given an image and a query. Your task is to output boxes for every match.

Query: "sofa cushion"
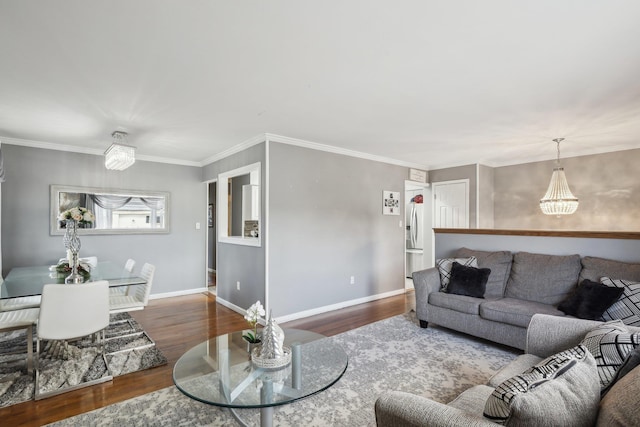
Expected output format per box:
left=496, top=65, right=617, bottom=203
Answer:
left=558, top=279, right=624, bottom=320
left=505, top=252, right=581, bottom=305
left=446, top=262, right=491, bottom=298
left=455, top=248, right=513, bottom=298
left=579, top=255, right=640, bottom=283
left=480, top=298, right=565, bottom=328
left=600, top=277, right=640, bottom=326
left=429, top=292, right=485, bottom=315
left=448, top=384, right=494, bottom=418
left=580, top=320, right=640, bottom=390
left=597, top=364, right=640, bottom=426
left=483, top=345, right=599, bottom=426
left=436, top=256, right=477, bottom=291
left=488, top=354, right=544, bottom=388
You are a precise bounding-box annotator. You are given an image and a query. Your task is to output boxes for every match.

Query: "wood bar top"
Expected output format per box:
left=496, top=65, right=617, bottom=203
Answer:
left=434, top=228, right=640, bottom=240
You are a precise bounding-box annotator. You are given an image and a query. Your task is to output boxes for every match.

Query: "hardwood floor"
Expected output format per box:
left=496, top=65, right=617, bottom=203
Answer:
left=1, top=290, right=414, bottom=426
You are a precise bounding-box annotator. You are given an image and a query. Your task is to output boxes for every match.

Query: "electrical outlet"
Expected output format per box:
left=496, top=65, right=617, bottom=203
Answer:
left=350, top=276, right=355, bottom=285
left=236, top=281, right=240, bottom=290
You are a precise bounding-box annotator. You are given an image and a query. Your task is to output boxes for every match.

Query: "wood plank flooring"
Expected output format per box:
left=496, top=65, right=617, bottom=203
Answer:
left=1, top=291, right=414, bottom=426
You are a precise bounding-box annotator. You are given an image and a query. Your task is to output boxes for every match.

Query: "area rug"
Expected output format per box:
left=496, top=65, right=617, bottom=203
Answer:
left=0, top=312, right=167, bottom=408
left=48, top=311, right=519, bottom=426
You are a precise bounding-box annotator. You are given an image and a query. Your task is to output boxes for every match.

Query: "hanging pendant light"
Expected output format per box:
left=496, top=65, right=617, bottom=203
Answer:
left=539, top=138, right=578, bottom=216
left=104, top=131, right=135, bottom=171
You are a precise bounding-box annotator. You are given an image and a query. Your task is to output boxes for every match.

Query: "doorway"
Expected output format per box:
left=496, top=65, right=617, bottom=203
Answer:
left=207, top=181, right=217, bottom=294
left=404, top=181, right=433, bottom=290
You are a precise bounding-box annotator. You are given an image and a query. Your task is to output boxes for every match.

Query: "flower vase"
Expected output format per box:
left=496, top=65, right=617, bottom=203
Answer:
left=62, top=219, right=83, bottom=284
left=247, top=341, right=261, bottom=355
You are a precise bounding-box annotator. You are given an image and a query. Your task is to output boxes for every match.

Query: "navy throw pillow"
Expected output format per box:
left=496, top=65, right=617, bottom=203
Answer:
left=446, top=262, right=491, bottom=298
left=558, top=279, right=624, bottom=320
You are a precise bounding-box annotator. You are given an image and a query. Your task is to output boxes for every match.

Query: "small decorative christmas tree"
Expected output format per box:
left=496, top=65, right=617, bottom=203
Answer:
left=259, top=311, right=284, bottom=359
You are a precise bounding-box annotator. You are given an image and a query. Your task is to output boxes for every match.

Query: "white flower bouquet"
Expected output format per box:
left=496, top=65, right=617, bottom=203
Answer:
left=243, top=300, right=265, bottom=343
left=59, top=207, right=95, bottom=227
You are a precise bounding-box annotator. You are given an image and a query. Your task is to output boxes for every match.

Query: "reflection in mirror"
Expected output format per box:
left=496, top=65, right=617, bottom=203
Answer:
left=229, top=174, right=250, bottom=237
left=50, top=185, right=170, bottom=235
left=218, top=162, right=261, bottom=246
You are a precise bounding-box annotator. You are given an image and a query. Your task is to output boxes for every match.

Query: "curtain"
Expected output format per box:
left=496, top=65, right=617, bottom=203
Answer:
left=140, top=197, right=165, bottom=210
left=89, top=194, right=132, bottom=210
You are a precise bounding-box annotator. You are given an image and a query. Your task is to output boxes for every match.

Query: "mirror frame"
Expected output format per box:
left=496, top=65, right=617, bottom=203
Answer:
left=50, top=184, right=171, bottom=235
left=218, top=162, right=261, bottom=247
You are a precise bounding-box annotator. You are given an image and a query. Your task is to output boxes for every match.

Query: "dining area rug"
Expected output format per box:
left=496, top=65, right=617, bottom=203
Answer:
left=0, top=312, right=167, bottom=408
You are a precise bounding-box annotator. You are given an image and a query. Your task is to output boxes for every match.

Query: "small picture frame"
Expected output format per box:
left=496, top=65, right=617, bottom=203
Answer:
left=383, top=191, right=400, bottom=215
left=208, top=204, right=214, bottom=228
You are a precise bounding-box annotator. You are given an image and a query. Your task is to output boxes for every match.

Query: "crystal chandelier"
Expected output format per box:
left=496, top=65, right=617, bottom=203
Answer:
left=539, top=138, right=578, bottom=216
left=104, top=131, right=135, bottom=170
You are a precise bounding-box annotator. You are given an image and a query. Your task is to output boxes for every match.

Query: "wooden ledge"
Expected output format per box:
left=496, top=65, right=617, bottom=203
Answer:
left=433, top=228, right=640, bottom=240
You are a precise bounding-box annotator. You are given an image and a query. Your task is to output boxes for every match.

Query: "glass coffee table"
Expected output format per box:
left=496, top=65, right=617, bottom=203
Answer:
left=173, top=328, right=348, bottom=427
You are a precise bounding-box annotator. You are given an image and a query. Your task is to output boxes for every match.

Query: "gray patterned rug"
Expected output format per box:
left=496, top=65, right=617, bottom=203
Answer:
left=48, top=312, right=519, bottom=426
left=0, top=313, right=167, bottom=407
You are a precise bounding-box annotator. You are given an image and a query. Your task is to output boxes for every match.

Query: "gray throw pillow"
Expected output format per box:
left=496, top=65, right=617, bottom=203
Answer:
left=600, top=277, right=640, bottom=326
left=580, top=320, right=640, bottom=390
left=483, top=345, right=599, bottom=426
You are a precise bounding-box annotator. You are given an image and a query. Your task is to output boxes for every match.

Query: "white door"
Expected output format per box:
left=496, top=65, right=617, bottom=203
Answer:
left=433, top=179, right=469, bottom=228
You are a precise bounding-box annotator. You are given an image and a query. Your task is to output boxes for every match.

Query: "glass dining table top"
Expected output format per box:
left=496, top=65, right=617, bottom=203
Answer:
left=173, top=328, right=349, bottom=410
left=1, top=261, right=146, bottom=299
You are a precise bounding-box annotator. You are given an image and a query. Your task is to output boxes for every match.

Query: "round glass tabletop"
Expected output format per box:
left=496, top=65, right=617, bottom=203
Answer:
left=173, top=328, right=348, bottom=409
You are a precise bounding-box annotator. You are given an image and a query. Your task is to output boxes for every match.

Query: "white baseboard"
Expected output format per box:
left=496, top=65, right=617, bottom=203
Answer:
left=152, top=288, right=406, bottom=325
left=149, top=287, right=209, bottom=300
left=274, top=289, right=406, bottom=324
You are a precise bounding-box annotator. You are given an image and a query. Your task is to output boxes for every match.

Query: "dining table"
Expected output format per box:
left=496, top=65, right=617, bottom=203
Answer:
left=1, top=261, right=146, bottom=300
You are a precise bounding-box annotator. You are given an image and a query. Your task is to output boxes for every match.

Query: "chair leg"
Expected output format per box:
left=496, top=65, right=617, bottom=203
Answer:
left=35, top=337, right=41, bottom=399
left=26, top=324, right=33, bottom=375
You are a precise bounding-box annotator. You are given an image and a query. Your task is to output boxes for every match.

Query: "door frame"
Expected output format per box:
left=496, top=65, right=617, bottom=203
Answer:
left=205, top=178, right=218, bottom=294
left=404, top=180, right=432, bottom=290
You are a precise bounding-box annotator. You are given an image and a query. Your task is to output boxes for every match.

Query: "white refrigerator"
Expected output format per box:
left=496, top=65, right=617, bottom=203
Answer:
left=406, top=202, right=425, bottom=278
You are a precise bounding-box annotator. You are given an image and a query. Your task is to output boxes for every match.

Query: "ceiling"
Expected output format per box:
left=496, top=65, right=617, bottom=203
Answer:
left=1, top=1, right=640, bottom=170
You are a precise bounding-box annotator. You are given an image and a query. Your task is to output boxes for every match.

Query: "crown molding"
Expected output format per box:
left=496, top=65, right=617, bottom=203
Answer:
left=0, top=136, right=201, bottom=167
left=200, top=134, right=266, bottom=166
left=264, top=133, right=429, bottom=169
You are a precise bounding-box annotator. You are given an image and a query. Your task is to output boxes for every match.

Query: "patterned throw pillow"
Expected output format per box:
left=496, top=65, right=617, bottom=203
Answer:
left=435, top=256, right=477, bottom=291
left=483, top=345, right=599, bottom=426
left=580, top=320, right=640, bottom=390
left=600, top=277, right=640, bottom=326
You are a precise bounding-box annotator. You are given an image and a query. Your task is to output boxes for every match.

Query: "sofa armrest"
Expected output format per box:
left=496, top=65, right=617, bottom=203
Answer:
left=526, top=314, right=603, bottom=357
left=412, top=267, right=441, bottom=323
left=375, top=391, right=498, bottom=427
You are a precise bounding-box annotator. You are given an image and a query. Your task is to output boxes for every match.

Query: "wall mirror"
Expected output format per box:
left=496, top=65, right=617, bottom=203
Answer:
left=218, top=162, right=261, bottom=246
left=50, top=185, right=170, bottom=235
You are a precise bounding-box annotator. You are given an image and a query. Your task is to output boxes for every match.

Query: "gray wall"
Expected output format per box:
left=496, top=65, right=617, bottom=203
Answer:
left=1, top=144, right=206, bottom=294
left=494, top=148, right=640, bottom=231
left=477, top=164, right=494, bottom=229
left=202, top=142, right=266, bottom=310
left=268, top=142, right=408, bottom=317
left=435, top=232, right=640, bottom=263
left=429, top=164, right=478, bottom=227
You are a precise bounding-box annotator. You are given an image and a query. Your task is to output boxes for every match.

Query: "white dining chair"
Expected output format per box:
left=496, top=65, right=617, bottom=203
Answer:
left=109, top=263, right=155, bottom=314
left=35, top=280, right=111, bottom=400
left=0, top=307, right=40, bottom=374
left=0, top=278, right=41, bottom=311
left=110, top=258, right=137, bottom=296
left=124, top=258, right=136, bottom=273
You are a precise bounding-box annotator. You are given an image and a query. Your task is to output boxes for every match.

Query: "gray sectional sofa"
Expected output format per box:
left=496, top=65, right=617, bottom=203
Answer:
left=375, top=314, right=640, bottom=426
left=413, top=248, right=640, bottom=350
